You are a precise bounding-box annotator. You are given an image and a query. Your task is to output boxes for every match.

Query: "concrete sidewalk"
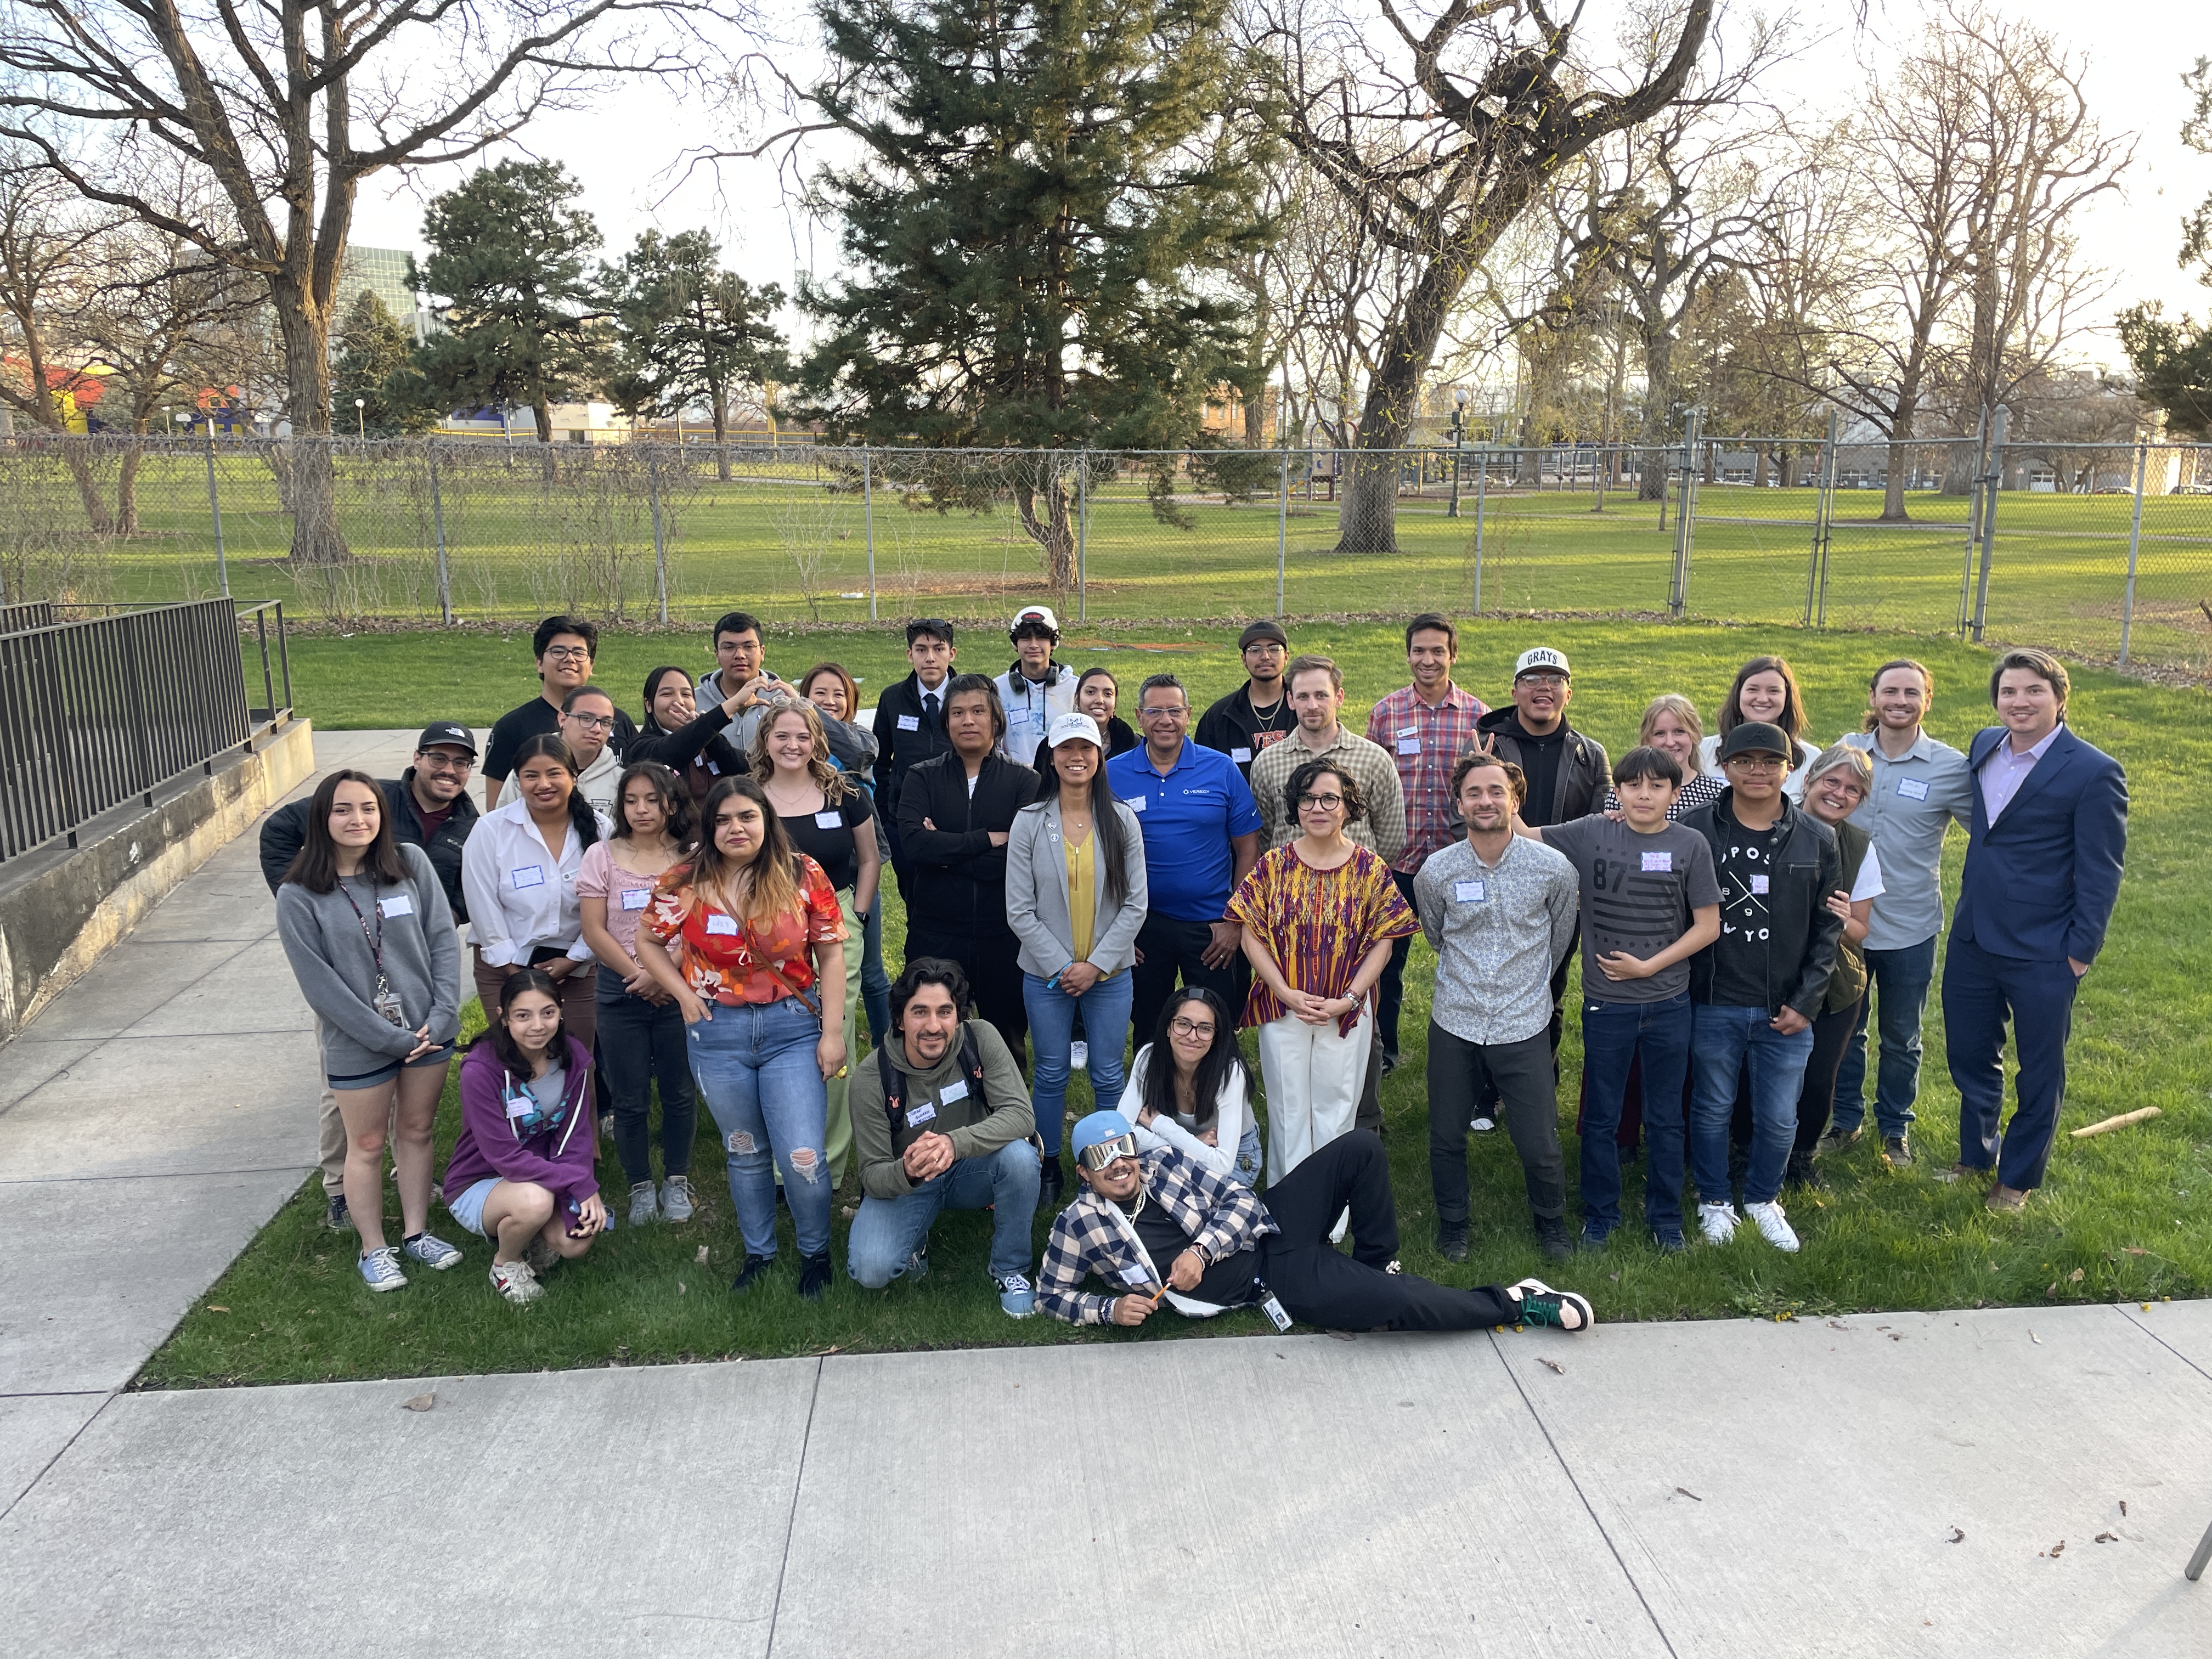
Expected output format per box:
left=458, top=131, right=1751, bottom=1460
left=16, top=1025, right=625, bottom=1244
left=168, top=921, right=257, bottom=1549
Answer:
left=3, top=729, right=2210, bottom=1655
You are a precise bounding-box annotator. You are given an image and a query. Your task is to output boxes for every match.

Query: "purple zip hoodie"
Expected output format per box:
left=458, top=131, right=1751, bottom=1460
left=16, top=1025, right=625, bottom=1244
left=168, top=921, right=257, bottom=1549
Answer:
left=443, top=1035, right=600, bottom=1215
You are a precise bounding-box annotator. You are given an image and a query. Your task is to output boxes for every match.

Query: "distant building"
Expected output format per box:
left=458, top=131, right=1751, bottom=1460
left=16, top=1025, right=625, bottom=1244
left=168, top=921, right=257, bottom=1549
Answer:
left=337, top=245, right=427, bottom=342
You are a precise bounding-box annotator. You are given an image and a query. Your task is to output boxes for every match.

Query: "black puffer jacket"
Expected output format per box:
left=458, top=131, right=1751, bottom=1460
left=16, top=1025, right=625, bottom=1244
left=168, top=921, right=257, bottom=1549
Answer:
left=257, top=772, right=478, bottom=921
left=1677, top=789, right=1845, bottom=1021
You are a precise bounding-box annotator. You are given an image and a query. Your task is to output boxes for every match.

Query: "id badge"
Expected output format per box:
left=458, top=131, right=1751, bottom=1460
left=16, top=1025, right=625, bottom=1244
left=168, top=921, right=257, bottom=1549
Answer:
left=1260, top=1293, right=1293, bottom=1332
left=371, top=977, right=407, bottom=1028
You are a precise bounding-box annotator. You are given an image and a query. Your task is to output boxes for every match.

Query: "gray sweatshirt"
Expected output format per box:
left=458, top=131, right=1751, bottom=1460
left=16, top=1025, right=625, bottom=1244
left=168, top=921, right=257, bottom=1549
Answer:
left=276, top=842, right=462, bottom=1080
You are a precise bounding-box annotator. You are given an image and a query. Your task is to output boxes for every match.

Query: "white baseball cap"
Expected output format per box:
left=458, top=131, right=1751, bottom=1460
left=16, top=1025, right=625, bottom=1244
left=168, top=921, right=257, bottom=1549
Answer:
left=1011, top=604, right=1062, bottom=638
left=1514, top=646, right=1570, bottom=680
left=1047, top=711, right=1103, bottom=749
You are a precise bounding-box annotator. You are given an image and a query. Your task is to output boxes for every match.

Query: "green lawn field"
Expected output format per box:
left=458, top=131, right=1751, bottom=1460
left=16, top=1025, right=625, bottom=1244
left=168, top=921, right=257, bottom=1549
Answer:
left=138, top=618, right=2212, bottom=1387
left=15, top=442, right=2211, bottom=670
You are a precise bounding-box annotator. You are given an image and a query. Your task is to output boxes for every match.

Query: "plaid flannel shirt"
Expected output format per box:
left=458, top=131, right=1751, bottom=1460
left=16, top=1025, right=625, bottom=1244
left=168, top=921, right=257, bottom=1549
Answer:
left=1365, top=682, right=1487, bottom=874
left=1036, top=1142, right=1278, bottom=1325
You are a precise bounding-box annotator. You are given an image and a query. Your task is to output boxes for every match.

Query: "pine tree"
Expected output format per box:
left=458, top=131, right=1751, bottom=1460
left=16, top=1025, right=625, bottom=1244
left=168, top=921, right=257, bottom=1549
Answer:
left=331, top=292, right=441, bottom=436
left=603, top=229, right=786, bottom=478
left=797, top=0, right=1267, bottom=585
left=411, top=160, right=606, bottom=443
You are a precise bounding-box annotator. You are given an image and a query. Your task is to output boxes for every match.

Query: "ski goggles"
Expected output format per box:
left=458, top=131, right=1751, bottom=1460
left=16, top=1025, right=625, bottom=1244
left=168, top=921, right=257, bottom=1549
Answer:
left=1076, top=1131, right=1142, bottom=1172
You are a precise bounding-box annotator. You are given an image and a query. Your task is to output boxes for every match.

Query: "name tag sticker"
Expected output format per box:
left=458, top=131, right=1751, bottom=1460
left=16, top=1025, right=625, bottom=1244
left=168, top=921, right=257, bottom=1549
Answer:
left=510, top=865, right=546, bottom=890
left=814, top=810, right=843, bottom=829
left=1125, top=794, right=1147, bottom=813
left=1120, top=1263, right=1155, bottom=1287
left=905, top=1099, right=937, bottom=1128
left=1640, top=851, right=1672, bottom=873
left=939, top=1076, right=971, bottom=1104
left=896, top=714, right=921, bottom=731
left=705, top=760, right=720, bottom=776
left=619, top=888, right=650, bottom=912
left=378, top=894, right=414, bottom=918
left=1231, top=747, right=1252, bottom=764
left=1396, top=737, right=1421, bottom=756
left=1751, top=874, right=1771, bottom=895
left=704, top=913, right=740, bottom=936
left=1897, top=777, right=1930, bottom=801
left=1398, top=726, right=1419, bottom=738
left=505, top=1092, right=532, bottom=1120
left=1454, top=879, right=1487, bottom=902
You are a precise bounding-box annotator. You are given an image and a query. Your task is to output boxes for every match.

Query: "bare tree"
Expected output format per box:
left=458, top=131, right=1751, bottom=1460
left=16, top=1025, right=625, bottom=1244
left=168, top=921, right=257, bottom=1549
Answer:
left=1259, top=0, right=1717, bottom=552
left=0, top=154, right=116, bottom=529
left=0, top=0, right=731, bottom=562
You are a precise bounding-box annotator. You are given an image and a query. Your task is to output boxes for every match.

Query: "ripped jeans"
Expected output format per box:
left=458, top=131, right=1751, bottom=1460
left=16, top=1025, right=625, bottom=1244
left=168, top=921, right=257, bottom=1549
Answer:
left=686, top=994, right=830, bottom=1260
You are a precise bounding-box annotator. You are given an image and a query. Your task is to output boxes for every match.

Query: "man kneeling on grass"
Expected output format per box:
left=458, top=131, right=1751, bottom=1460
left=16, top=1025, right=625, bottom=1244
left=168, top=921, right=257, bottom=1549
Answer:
left=848, top=958, right=1042, bottom=1317
left=1036, top=1111, right=1594, bottom=1335
left=443, top=969, right=606, bottom=1305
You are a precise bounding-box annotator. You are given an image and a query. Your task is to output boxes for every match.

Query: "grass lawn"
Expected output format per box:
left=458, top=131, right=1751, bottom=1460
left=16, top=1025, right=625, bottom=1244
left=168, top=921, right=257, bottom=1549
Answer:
left=40, top=441, right=2212, bottom=668
left=140, top=617, right=2212, bottom=1388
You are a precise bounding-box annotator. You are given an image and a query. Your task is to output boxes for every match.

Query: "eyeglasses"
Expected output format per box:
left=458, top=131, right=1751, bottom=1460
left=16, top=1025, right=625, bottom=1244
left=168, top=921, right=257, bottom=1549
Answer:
left=1243, top=642, right=1285, bottom=656
left=563, top=712, right=616, bottom=731
left=1299, top=793, right=1344, bottom=811
left=1169, top=1016, right=1216, bottom=1039
left=1138, top=705, right=1188, bottom=720
left=416, top=752, right=475, bottom=771
left=541, top=645, right=591, bottom=662
left=1727, top=755, right=1787, bottom=774
left=1076, top=1131, right=1142, bottom=1172
left=1518, top=673, right=1567, bottom=689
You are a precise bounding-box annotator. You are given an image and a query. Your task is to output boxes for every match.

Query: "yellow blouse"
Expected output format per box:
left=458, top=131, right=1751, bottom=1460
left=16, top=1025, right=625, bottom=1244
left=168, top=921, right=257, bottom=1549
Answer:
left=1065, top=830, right=1097, bottom=964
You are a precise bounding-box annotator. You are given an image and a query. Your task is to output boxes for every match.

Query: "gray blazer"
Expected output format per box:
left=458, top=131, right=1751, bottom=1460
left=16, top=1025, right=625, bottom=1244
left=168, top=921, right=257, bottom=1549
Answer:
left=1005, top=795, right=1148, bottom=981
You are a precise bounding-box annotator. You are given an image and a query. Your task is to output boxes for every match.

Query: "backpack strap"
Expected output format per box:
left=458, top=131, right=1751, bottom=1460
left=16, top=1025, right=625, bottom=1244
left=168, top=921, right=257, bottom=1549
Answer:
left=878, top=1043, right=903, bottom=1131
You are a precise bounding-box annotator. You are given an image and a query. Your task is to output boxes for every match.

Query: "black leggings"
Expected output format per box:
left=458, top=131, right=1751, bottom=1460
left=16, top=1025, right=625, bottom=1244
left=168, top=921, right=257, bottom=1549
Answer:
left=1260, top=1133, right=1521, bottom=1331
left=1792, top=994, right=1867, bottom=1158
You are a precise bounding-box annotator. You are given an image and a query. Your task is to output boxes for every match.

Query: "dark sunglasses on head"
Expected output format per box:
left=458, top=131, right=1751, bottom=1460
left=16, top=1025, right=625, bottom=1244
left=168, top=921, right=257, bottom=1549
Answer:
left=1077, top=1132, right=1141, bottom=1172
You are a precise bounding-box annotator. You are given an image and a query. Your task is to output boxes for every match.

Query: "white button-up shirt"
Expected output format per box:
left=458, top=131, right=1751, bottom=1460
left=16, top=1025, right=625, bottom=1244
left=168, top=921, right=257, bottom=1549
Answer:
left=1842, top=729, right=1972, bottom=951
left=461, top=798, right=613, bottom=965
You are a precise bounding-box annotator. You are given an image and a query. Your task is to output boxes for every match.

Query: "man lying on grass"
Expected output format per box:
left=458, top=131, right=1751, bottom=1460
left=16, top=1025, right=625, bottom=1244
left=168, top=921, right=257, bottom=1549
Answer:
left=1036, top=1111, right=1593, bottom=1335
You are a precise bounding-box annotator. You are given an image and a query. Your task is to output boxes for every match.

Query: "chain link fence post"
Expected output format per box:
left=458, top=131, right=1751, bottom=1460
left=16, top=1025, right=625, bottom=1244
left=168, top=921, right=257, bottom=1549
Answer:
left=428, top=445, right=452, bottom=625
left=2120, top=437, right=2147, bottom=665
left=203, top=421, right=228, bottom=597
left=1669, top=410, right=1702, bottom=617
left=1472, top=450, right=1486, bottom=613
left=647, top=447, right=669, bottom=627
left=1969, top=405, right=2008, bottom=643
left=1075, top=450, right=1089, bottom=625
left=862, top=446, right=877, bottom=622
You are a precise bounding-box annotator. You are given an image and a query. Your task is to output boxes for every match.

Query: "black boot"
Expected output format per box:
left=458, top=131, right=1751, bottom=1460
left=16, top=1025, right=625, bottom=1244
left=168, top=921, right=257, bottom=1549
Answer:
left=729, top=1253, right=774, bottom=1295
left=797, top=1250, right=834, bottom=1301
left=1039, top=1156, right=1066, bottom=1207
left=1436, top=1220, right=1470, bottom=1263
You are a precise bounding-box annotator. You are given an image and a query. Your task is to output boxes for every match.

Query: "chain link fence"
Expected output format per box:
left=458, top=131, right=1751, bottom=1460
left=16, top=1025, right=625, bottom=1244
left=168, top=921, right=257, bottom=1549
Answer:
left=2, top=431, right=2207, bottom=673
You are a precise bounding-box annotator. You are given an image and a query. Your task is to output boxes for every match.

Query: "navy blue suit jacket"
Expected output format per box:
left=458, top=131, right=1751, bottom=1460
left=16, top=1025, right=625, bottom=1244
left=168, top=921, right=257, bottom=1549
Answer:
left=1951, top=725, right=2126, bottom=965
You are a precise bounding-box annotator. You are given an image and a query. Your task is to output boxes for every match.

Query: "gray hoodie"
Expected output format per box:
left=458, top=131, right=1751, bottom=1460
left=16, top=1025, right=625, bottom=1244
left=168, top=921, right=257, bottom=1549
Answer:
left=276, top=842, right=462, bottom=1080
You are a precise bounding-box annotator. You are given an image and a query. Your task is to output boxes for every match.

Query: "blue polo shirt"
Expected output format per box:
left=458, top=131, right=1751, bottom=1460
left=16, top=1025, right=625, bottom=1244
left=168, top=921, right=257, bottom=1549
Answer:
left=1107, top=740, right=1262, bottom=922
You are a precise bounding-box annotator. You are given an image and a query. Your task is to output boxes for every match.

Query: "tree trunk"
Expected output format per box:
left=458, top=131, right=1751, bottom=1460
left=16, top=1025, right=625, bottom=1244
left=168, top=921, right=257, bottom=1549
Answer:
left=1338, top=251, right=1469, bottom=554
left=1638, top=330, right=1675, bottom=501
left=270, top=284, right=349, bottom=563
left=115, top=440, right=144, bottom=534
left=1014, top=477, right=1076, bottom=588
left=60, top=440, right=114, bottom=536
left=712, top=398, right=732, bottom=482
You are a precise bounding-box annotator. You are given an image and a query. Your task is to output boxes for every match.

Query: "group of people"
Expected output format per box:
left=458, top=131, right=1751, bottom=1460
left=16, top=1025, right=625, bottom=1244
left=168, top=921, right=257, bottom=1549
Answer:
left=264, top=602, right=2125, bottom=1336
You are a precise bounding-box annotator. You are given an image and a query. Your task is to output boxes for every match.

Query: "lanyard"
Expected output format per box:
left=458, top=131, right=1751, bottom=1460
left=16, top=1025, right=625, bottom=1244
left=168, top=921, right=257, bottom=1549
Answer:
left=335, top=876, right=386, bottom=975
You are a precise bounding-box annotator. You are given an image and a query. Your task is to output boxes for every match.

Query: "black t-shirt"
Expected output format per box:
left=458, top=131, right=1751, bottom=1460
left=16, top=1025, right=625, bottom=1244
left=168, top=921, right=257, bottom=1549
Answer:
left=1515, top=725, right=1567, bottom=826
left=1128, top=1197, right=1260, bottom=1306
left=1707, top=804, right=1791, bottom=1007
left=778, top=786, right=875, bottom=892
left=484, top=696, right=637, bottom=781
left=1195, top=685, right=1295, bottom=778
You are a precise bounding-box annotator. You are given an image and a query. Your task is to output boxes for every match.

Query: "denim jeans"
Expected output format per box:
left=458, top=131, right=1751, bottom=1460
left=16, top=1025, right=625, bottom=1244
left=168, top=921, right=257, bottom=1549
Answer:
left=686, top=995, right=830, bottom=1259
left=595, top=977, right=696, bottom=1186
left=845, top=1139, right=1041, bottom=1285
left=1023, top=969, right=1135, bottom=1156
left=861, top=898, right=893, bottom=1048
left=1690, top=1004, right=1816, bottom=1209
left=1829, top=934, right=1937, bottom=1138
left=1578, top=992, right=1692, bottom=1235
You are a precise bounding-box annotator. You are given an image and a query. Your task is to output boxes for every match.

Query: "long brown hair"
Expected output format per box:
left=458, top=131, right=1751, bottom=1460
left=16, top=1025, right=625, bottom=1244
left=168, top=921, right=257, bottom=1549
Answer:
left=685, top=775, right=804, bottom=924
left=509, top=733, right=602, bottom=852
left=748, top=698, right=855, bottom=803
left=283, top=770, right=405, bottom=893
left=1716, top=656, right=1808, bottom=743
left=798, top=661, right=860, bottom=722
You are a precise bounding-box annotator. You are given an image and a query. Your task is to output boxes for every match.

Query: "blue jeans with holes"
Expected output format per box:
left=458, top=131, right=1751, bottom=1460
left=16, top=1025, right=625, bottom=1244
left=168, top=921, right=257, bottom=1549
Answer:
left=1829, top=934, right=1937, bottom=1139
left=1578, top=992, right=1692, bottom=1235
left=1690, top=1004, right=1816, bottom=1209
left=846, top=1140, right=1041, bottom=1286
left=1022, top=969, right=1134, bottom=1157
left=686, top=995, right=830, bottom=1260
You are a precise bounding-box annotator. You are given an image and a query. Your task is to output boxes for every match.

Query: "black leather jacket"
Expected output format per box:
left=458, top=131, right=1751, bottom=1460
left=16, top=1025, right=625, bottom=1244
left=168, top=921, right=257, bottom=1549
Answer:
left=1677, top=789, right=1845, bottom=1020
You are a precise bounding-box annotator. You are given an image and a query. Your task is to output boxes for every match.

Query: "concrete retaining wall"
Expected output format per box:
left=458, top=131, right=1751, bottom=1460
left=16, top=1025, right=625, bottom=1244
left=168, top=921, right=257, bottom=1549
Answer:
left=0, top=719, right=315, bottom=1042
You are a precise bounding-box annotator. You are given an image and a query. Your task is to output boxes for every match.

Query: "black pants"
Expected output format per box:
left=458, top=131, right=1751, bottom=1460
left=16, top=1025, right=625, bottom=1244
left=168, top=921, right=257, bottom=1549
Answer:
left=1426, top=1022, right=1567, bottom=1224
left=1261, top=1133, right=1519, bottom=1331
left=1131, top=913, right=1247, bottom=1051
left=1374, top=870, right=1421, bottom=1059
left=906, top=923, right=1029, bottom=1072
left=1791, top=995, right=1866, bottom=1158
left=596, top=980, right=697, bottom=1184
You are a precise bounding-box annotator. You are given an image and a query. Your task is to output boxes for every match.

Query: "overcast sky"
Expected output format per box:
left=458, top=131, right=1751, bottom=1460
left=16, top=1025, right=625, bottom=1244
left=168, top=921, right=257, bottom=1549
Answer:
left=344, top=0, right=2212, bottom=371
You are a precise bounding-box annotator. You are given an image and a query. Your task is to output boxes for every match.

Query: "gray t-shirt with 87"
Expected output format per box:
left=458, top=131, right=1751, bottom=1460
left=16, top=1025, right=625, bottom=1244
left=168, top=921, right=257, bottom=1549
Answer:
left=1540, top=814, right=1720, bottom=1004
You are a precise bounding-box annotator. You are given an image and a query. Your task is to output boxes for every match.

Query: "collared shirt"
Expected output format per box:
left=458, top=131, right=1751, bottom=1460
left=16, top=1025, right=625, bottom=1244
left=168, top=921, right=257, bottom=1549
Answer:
left=1412, top=835, right=1579, bottom=1046
left=1105, top=740, right=1262, bottom=923
left=1036, top=1142, right=1277, bottom=1325
left=1841, top=729, right=1973, bottom=950
left=1979, top=722, right=2064, bottom=825
left=460, top=797, right=614, bottom=965
left=1365, top=681, right=1488, bottom=873
left=1247, top=724, right=1408, bottom=864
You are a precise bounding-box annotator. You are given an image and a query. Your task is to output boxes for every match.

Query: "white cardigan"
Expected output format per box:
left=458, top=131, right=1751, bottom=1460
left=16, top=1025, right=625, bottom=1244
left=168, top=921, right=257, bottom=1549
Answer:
left=1118, top=1043, right=1252, bottom=1179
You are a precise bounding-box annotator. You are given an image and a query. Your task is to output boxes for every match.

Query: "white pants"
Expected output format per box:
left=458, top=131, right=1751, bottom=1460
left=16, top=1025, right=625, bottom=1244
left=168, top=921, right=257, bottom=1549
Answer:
left=1259, top=1006, right=1372, bottom=1186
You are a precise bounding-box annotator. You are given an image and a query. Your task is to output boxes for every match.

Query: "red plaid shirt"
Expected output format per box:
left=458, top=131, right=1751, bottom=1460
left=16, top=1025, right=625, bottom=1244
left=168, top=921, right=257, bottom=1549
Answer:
left=1366, top=682, right=1488, bottom=874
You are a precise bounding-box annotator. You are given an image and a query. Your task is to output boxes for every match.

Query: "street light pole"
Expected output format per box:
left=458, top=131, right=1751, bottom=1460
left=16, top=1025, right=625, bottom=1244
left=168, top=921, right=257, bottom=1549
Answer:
left=354, top=397, right=366, bottom=442
left=1446, top=388, right=1470, bottom=517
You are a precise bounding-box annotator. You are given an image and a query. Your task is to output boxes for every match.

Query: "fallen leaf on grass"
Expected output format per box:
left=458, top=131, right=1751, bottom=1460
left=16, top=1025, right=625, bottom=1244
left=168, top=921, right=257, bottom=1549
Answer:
left=695, top=1246, right=709, bottom=1265
left=401, top=1392, right=435, bottom=1413
left=2041, top=1540, right=2066, bottom=1558
left=677, top=1282, right=686, bottom=1295
left=2095, top=1532, right=2117, bottom=1544
left=1675, top=1487, right=1703, bottom=1502
left=207, top=1305, right=229, bottom=1313
left=2030, top=1330, right=2040, bottom=1344
left=1608, top=1272, right=1621, bottom=1282
left=2068, top=1267, right=2085, bottom=1283
left=1538, top=1357, right=1565, bottom=1374
left=2122, top=1246, right=2146, bottom=1257
left=810, top=1345, right=845, bottom=1357
left=1948, top=1527, right=1965, bottom=1543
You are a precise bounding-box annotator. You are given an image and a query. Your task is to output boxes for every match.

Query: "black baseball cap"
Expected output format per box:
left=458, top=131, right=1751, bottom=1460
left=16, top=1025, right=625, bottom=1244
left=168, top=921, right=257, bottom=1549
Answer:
left=1718, top=721, right=1791, bottom=761
left=416, top=721, right=478, bottom=756
left=1239, top=620, right=1289, bottom=650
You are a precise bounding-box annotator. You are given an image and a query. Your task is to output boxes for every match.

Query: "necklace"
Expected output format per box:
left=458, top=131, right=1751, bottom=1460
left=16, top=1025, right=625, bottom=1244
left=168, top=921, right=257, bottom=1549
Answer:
left=1248, top=687, right=1290, bottom=733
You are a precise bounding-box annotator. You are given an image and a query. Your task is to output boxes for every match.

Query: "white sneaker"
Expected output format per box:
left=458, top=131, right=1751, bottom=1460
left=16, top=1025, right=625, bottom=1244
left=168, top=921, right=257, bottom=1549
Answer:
left=1329, top=1206, right=1350, bottom=1245
left=1745, top=1199, right=1801, bottom=1253
left=1697, top=1201, right=1739, bottom=1245
left=1069, top=1040, right=1090, bottom=1073
left=1470, top=1115, right=1497, bottom=1133
left=489, top=1258, right=543, bottom=1304
left=661, top=1175, right=696, bottom=1223
left=627, top=1181, right=660, bottom=1227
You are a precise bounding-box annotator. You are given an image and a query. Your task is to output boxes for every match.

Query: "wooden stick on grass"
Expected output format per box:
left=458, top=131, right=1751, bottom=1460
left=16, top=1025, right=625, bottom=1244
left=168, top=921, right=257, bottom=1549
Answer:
left=2070, top=1106, right=2161, bottom=1139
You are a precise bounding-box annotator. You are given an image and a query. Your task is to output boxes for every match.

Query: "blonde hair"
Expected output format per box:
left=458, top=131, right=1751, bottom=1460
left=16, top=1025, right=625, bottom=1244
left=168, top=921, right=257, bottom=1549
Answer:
left=1803, top=741, right=1873, bottom=795
left=1639, top=693, right=1704, bottom=747
left=749, top=699, right=855, bottom=803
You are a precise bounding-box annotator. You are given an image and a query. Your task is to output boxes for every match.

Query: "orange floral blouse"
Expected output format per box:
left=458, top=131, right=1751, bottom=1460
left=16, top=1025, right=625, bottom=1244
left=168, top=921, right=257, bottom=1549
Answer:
left=642, top=855, right=846, bottom=1007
